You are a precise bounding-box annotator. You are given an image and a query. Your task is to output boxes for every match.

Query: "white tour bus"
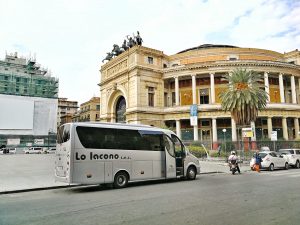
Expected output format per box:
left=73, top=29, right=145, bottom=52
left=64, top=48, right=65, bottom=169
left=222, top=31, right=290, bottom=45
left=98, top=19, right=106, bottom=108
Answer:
left=55, top=122, right=200, bottom=188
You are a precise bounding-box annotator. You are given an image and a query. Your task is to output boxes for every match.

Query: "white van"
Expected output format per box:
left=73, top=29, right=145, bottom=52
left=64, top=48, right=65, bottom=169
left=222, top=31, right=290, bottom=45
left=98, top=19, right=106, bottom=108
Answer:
left=24, top=147, right=43, bottom=154
left=55, top=122, right=200, bottom=188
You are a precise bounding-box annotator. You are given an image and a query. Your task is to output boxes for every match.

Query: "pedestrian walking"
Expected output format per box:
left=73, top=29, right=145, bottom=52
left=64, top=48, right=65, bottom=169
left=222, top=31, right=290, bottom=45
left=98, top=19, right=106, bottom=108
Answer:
left=253, top=150, right=262, bottom=172
left=217, top=145, right=221, bottom=156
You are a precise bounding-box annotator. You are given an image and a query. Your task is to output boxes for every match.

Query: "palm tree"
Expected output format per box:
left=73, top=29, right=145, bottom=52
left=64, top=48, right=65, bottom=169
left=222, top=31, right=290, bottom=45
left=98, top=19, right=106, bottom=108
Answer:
left=219, top=68, right=268, bottom=126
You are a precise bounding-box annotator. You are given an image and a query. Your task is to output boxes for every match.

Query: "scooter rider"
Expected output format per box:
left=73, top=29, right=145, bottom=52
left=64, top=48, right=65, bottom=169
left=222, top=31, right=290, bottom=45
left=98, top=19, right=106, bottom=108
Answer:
left=228, top=151, right=241, bottom=174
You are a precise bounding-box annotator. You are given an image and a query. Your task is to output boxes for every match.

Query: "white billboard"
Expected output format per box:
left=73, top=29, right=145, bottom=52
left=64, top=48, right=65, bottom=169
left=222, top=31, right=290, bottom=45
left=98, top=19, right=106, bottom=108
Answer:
left=0, top=95, right=58, bottom=135
left=0, top=97, right=34, bottom=129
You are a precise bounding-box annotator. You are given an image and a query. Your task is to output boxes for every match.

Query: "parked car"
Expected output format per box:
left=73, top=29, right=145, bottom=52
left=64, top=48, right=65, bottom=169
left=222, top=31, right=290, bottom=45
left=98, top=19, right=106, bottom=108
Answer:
left=24, top=147, right=43, bottom=154
left=43, top=147, right=56, bottom=154
left=250, top=151, right=289, bottom=171
left=260, top=146, right=270, bottom=151
left=278, top=149, right=300, bottom=169
left=0, top=147, right=16, bottom=154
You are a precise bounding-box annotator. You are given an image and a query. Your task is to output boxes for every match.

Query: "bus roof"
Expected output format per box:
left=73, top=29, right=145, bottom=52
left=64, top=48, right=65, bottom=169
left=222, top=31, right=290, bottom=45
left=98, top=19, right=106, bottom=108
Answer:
left=62, top=122, right=173, bottom=133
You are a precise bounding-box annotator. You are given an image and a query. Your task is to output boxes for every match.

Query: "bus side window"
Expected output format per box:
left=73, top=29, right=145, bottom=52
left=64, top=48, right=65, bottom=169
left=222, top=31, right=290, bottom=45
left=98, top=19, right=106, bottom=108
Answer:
left=163, top=135, right=175, bottom=157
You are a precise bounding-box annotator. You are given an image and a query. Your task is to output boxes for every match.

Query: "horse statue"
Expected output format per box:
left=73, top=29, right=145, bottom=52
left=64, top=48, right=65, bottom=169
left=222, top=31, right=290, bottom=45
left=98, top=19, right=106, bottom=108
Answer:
left=135, top=31, right=143, bottom=45
left=121, top=39, right=129, bottom=51
left=112, top=44, right=123, bottom=56
left=102, top=52, right=113, bottom=63
left=127, top=36, right=136, bottom=48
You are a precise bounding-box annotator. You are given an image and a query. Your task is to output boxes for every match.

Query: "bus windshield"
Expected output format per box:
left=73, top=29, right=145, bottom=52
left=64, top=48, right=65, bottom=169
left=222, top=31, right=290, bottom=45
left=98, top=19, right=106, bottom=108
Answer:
left=57, top=124, right=70, bottom=144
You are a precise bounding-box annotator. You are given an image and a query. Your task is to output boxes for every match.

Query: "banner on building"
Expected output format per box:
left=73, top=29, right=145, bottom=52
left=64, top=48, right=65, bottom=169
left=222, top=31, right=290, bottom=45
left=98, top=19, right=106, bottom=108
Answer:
left=34, top=139, right=44, bottom=145
left=7, top=138, right=20, bottom=145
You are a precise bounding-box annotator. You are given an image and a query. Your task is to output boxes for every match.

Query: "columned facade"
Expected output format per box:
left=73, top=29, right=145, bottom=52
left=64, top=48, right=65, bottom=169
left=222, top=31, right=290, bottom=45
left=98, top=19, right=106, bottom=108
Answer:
left=99, top=44, right=300, bottom=150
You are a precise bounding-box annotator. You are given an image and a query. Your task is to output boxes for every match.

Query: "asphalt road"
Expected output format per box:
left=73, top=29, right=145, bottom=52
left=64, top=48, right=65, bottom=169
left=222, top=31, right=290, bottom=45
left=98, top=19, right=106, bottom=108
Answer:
left=1, top=170, right=300, bottom=225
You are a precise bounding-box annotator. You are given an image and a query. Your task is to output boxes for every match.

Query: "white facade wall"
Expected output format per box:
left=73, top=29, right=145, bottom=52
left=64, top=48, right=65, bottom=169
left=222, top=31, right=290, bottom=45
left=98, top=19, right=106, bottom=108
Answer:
left=0, top=94, right=58, bottom=135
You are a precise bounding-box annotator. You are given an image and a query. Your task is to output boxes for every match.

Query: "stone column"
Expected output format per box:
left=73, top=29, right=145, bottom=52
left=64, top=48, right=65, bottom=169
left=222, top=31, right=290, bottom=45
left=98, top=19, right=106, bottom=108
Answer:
left=191, top=74, right=198, bottom=141
left=176, top=119, right=181, bottom=139
left=212, top=118, right=217, bottom=145
left=250, top=121, right=256, bottom=141
left=175, top=77, right=179, bottom=106
left=291, top=75, right=297, bottom=104
left=231, top=118, right=237, bottom=142
left=210, top=73, right=215, bottom=104
left=250, top=121, right=257, bottom=150
left=193, top=125, right=199, bottom=141
left=192, top=74, right=197, bottom=104
left=267, top=117, right=273, bottom=139
left=264, top=72, right=270, bottom=102
left=279, top=73, right=285, bottom=103
left=298, top=78, right=300, bottom=104
left=282, top=117, right=288, bottom=140
left=294, top=118, right=299, bottom=139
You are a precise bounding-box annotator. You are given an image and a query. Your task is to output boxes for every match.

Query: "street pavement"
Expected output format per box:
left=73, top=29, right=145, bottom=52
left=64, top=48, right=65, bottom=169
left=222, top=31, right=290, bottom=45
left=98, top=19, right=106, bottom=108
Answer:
left=0, top=154, right=251, bottom=193
left=1, top=170, right=300, bottom=225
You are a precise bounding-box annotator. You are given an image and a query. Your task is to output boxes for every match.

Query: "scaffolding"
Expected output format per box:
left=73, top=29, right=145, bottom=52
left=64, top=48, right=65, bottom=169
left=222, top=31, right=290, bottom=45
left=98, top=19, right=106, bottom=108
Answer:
left=0, top=53, right=58, bottom=98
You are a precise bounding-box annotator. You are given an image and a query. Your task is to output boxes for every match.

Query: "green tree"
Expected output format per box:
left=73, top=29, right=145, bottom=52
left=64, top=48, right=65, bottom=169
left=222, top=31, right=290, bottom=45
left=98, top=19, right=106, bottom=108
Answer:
left=219, top=68, right=268, bottom=126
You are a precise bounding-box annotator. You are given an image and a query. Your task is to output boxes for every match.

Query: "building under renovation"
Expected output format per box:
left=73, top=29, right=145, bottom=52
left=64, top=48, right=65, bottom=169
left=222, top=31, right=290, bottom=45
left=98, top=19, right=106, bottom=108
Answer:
left=0, top=52, right=59, bottom=148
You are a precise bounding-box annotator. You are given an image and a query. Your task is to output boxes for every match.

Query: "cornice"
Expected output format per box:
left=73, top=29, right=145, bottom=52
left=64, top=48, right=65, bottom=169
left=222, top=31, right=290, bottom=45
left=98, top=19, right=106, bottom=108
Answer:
left=99, top=65, right=163, bottom=87
left=126, top=104, right=300, bottom=116
left=163, top=60, right=300, bottom=77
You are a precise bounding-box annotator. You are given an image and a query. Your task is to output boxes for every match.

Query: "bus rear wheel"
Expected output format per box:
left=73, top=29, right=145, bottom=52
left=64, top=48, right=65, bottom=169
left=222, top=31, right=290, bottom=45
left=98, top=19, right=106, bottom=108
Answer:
left=114, top=171, right=128, bottom=188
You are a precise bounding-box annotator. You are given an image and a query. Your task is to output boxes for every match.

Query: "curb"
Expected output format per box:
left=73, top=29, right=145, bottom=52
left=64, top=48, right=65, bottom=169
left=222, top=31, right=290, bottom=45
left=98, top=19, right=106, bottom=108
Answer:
left=0, top=185, right=80, bottom=195
left=200, top=171, right=225, bottom=175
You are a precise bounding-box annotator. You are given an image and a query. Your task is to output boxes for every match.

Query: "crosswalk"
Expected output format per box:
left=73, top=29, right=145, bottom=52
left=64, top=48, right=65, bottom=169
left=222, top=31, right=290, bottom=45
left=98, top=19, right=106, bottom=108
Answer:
left=257, top=170, right=300, bottom=178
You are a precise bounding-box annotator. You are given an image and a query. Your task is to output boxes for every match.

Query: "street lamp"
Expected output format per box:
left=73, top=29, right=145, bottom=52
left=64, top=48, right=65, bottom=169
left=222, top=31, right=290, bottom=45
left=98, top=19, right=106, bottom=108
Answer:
left=222, top=129, right=227, bottom=152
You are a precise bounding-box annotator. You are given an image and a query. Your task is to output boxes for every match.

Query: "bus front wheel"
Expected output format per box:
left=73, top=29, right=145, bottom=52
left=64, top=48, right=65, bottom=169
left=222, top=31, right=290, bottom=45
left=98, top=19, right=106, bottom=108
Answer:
left=186, top=166, right=197, bottom=180
left=114, top=171, right=128, bottom=188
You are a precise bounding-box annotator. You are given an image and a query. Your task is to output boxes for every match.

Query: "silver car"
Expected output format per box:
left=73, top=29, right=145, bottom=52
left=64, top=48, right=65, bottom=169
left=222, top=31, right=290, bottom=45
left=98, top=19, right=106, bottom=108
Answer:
left=250, top=151, right=289, bottom=171
left=278, top=149, right=300, bottom=169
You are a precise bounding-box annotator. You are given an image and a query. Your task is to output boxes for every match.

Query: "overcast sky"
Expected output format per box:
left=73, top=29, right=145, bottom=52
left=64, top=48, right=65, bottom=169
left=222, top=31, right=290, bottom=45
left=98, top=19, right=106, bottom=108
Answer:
left=0, top=0, right=300, bottom=105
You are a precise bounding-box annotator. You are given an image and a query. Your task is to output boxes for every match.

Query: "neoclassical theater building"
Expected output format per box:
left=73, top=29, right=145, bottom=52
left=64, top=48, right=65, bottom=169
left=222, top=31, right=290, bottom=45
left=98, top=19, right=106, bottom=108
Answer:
left=99, top=44, right=300, bottom=146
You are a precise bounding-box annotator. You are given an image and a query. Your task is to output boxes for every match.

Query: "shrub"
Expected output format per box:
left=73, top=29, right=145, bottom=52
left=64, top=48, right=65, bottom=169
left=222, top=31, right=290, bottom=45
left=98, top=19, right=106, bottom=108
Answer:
left=209, top=150, right=229, bottom=158
left=187, top=145, right=207, bottom=158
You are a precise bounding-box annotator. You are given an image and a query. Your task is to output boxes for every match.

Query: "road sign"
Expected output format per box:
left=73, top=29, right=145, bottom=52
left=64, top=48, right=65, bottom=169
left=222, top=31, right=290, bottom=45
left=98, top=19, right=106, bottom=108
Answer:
left=190, top=104, right=198, bottom=117
left=190, top=116, right=198, bottom=126
left=190, top=104, right=198, bottom=126
left=271, top=131, right=277, bottom=141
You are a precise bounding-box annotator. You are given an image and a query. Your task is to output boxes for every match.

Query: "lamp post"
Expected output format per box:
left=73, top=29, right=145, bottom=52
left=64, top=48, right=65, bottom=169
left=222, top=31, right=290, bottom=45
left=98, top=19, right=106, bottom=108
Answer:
left=222, top=128, right=227, bottom=152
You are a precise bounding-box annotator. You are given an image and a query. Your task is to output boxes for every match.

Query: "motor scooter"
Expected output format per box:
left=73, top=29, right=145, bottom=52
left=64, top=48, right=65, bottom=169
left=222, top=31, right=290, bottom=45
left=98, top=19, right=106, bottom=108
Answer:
left=229, top=159, right=238, bottom=175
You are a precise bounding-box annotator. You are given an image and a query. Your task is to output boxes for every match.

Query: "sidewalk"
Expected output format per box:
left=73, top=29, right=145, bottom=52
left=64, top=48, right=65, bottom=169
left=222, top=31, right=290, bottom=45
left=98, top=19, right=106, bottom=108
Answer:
left=200, top=159, right=251, bottom=174
left=0, top=155, right=252, bottom=194
left=0, top=154, right=68, bottom=194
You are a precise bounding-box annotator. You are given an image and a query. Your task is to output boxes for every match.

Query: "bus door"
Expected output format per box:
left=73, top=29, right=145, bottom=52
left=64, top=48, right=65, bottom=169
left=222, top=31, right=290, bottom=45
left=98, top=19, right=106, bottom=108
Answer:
left=171, top=134, right=185, bottom=176
left=163, top=135, right=176, bottom=178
